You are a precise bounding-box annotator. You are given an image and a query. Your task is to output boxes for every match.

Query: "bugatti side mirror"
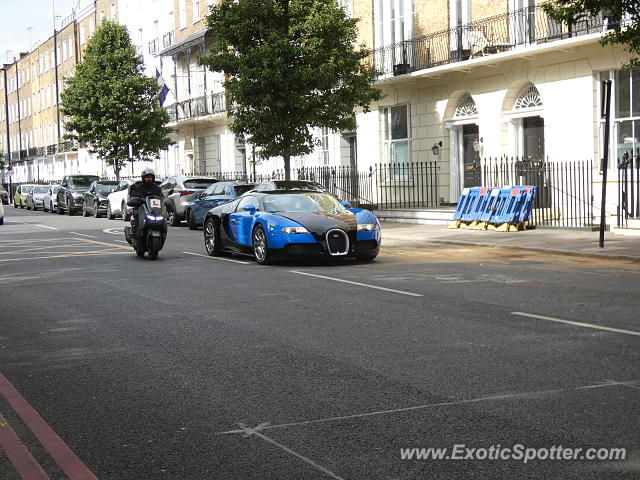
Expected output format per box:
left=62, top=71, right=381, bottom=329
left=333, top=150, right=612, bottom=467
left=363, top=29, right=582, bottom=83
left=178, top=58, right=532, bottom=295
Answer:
left=340, top=201, right=352, bottom=208
left=244, top=205, right=256, bottom=213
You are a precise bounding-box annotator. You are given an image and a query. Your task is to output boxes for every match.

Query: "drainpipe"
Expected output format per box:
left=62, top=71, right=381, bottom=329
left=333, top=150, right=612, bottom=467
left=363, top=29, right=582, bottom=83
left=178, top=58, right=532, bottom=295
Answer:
left=3, top=67, right=12, bottom=193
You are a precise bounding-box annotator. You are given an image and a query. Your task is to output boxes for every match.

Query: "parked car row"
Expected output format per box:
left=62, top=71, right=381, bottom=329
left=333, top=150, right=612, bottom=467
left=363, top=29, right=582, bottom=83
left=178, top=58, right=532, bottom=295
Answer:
left=5, top=177, right=382, bottom=263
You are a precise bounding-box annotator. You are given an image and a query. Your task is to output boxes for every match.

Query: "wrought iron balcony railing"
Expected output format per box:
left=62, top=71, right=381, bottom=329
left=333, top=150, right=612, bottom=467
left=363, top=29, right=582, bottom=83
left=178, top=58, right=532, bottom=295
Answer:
left=163, top=31, right=175, bottom=49
left=149, top=38, right=160, bottom=55
left=165, top=92, right=227, bottom=122
left=370, top=4, right=619, bottom=77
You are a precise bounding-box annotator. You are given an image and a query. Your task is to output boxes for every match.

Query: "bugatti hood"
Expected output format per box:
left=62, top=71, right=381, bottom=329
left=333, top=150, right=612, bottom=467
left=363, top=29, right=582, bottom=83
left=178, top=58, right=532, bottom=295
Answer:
left=278, top=211, right=357, bottom=236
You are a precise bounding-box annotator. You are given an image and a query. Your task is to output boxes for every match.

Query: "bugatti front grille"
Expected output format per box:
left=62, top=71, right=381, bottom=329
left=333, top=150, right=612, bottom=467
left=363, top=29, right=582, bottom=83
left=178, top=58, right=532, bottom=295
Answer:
left=326, top=229, right=349, bottom=256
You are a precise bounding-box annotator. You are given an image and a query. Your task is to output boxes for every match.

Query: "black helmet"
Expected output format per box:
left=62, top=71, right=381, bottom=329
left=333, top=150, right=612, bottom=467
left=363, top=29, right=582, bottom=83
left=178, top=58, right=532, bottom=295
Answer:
left=141, top=168, right=156, bottom=181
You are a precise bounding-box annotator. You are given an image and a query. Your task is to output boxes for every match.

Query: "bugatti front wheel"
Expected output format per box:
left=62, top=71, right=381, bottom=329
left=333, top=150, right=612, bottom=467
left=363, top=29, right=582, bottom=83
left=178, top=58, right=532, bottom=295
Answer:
left=252, top=225, right=271, bottom=265
left=204, top=217, right=221, bottom=256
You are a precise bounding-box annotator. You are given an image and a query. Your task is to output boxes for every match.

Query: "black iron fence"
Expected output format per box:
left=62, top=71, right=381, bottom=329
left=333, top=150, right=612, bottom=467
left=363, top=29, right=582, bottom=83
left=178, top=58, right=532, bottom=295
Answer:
left=190, top=162, right=440, bottom=210
left=370, top=3, right=617, bottom=76
left=617, top=148, right=640, bottom=227
left=478, top=157, right=593, bottom=228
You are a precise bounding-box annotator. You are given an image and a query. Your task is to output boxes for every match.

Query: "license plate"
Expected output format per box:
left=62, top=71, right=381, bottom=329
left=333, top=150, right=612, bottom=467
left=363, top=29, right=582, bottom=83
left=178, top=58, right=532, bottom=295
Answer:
left=149, top=199, right=161, bottom=208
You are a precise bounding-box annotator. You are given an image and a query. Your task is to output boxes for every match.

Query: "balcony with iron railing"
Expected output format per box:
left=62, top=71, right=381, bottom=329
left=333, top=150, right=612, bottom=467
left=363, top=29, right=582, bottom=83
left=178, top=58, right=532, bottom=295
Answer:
left=163, top=31, right=175, bottom=49
left=149, top=38, right=160, bottom=55
left=370, top=4, right=620, bottom=77
left=164, top=92, right=227, bottom=123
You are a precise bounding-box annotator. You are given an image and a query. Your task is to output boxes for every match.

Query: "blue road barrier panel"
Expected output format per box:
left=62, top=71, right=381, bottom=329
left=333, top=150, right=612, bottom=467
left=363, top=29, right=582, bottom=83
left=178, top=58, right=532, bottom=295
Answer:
left=452, top=185, right=537, bottom=231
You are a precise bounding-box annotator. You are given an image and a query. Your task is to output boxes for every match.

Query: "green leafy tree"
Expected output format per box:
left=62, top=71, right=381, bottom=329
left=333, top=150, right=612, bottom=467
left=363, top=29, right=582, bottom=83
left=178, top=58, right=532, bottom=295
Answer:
left=200, top=0, right=382, bottom=179
left=61, top=21, right=173, bottom=179
left=544, top=1, right=640, bottom=69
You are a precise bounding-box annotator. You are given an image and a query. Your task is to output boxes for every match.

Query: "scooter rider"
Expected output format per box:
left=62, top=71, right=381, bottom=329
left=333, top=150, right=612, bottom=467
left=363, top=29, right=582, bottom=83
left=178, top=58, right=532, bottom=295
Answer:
left=130, top=168, right=163, bottom=234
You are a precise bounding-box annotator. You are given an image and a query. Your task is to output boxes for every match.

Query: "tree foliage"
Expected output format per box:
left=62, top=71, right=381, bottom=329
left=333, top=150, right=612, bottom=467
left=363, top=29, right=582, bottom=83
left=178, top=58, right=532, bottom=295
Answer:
left=61, top=21, right=173, bottom=179
left=199, top=0, right=382, bottom=179
left=544, top=0, right=640, bottom=69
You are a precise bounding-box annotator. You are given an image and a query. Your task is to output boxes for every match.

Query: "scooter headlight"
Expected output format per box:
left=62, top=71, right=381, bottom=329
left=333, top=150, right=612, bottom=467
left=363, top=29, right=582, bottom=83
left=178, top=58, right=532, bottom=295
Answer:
left=146, top=214, right=164, bottom=221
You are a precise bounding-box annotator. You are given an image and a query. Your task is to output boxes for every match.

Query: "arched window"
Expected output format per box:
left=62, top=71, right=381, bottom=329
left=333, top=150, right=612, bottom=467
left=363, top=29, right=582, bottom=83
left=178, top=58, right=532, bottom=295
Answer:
left=514, top=85, right=542, bottom=110
left=454, top=93, right=478, bottom=118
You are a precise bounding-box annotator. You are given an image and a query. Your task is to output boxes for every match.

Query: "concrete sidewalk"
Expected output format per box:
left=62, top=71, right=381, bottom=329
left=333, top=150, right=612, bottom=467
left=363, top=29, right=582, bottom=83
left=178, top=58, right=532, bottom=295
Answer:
left=380, top=222, right=640, bottom=260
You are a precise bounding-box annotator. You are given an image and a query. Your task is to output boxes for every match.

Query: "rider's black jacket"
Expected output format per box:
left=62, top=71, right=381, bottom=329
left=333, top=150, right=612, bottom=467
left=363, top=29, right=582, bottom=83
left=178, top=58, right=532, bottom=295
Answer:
left=130, top=181, right=163, bottom=199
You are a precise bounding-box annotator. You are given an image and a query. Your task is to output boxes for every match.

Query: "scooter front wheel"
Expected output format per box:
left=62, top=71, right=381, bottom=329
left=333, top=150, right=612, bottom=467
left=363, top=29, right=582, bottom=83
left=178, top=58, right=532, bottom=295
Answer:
left=135, top=248, right=146, bottom=257
left=148, top=236, right=161, bottom=260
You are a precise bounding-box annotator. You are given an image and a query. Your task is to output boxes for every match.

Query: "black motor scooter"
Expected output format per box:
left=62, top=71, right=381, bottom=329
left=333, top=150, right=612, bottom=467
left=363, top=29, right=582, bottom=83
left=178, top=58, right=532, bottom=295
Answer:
left=124, top=196, right=168, bottom=259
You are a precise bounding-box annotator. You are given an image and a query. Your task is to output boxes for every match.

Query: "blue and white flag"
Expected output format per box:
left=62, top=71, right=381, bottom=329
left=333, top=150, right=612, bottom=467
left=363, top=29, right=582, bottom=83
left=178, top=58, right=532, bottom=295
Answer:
left=156, top=68, right=169, bottom=106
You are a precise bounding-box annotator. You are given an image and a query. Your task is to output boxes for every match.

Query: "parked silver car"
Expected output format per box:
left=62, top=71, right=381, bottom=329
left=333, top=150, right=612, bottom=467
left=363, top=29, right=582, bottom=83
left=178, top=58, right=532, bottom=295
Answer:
left=26, top=185, right=50, bottom=211
left=43, top=185, right=60, bottom=213
left=160, top=175, right=219, bottom=226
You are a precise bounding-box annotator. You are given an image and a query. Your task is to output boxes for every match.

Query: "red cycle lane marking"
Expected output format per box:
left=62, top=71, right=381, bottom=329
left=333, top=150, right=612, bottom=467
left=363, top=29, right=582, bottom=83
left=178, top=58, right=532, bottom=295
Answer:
left=0, top=411, right=49, bottom=480
left=0, top=372, right=98, bottom=480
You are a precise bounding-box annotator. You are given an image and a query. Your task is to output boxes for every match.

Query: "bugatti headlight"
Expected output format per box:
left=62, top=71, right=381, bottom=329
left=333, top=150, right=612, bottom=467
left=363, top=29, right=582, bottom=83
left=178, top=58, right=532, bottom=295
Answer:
left=357, top=223, right=377, bottom=231
left=281, top=226, right=309, bottom=234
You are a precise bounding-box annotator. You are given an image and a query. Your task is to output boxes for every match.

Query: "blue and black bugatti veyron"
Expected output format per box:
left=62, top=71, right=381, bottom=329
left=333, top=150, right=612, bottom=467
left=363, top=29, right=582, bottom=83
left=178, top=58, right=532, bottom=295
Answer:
left=202, top=186, right=381, bottom=264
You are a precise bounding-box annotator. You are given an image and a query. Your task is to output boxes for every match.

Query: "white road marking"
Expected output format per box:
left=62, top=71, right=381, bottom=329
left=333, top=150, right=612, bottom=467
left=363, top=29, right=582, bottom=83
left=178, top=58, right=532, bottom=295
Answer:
left=512, top=312, right=640, bottom=337
left=102, top=228, right=123, bottom=235
left=218, top=379, right=640, bottom=436
left=182, top=251, right=251, bottom=264
left=114, top=240, right=130, bottom=244
left=35, top=225, right=58, bottom=230
left=70, top=232, right=97, bottom=238
left=290, top=270, right=423, bottom=297
left=237, top=424, right=346, bottom=480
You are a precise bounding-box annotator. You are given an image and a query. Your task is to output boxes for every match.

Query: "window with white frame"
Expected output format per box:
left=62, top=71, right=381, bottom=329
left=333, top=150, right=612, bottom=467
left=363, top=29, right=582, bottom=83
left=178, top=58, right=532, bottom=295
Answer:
left=375, top=0, right=414, bottom=49
left=80, top=25, right=86, bottom=44
left=179, top=0, right=187, bottom=29
left=193, top=0, right=200, bottom=23
left=320, top=127, right=330, bottom=166
left=382, top=104, right=410, bottom=165
left=340, top=0, right=353, bottom=17
left=600, top=69, right=640, bottom=163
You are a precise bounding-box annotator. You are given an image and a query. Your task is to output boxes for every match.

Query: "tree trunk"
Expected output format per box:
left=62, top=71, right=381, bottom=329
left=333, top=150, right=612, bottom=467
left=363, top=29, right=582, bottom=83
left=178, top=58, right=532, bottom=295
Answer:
left=283, top=154, right=291, bottom=181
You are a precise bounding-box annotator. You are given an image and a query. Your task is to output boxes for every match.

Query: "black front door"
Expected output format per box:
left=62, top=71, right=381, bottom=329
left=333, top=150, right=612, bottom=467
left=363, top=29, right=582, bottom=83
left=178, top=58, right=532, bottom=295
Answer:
left=523, top=116, right=545, bottom=160
left=463, top=124, right=480, bottom=188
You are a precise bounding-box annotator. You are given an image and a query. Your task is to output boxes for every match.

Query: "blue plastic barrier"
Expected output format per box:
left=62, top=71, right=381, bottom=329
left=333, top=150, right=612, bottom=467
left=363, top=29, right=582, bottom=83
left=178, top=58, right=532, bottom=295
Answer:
left=490, top=187, right=524, bottom=224
left=479, top=188, right=501, bottom=222
left=453, top=185, right=536, bottom=230
left=516, top=185, right=536, bottom=223
left=453, top=188, right=473, bottom=220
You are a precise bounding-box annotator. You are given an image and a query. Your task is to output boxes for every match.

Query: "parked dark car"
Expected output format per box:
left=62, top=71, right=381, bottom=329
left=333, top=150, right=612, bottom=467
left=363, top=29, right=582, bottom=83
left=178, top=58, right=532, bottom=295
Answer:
left=251, top=180, right=336, bottom=196
left=185, top=181, right=255, bottom=230
left=0, top=187, right=9, bottom=205
left=160, top=175, right=219, bottom=226
left=83, top=180, right=119, bottom=217
left=57, top=175, right=100, bottom=215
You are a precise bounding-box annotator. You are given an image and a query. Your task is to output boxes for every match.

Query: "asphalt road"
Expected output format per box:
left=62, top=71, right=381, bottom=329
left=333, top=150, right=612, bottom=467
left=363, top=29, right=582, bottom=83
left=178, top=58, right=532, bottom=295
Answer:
left=0, top=206, right=638, bottom=480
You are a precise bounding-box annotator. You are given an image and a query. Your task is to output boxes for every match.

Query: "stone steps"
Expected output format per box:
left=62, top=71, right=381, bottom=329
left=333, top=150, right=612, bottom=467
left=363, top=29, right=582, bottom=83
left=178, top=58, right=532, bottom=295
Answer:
left=612, top=218, right=640, bottom=237
left=375, top=208, right=455, bottom=225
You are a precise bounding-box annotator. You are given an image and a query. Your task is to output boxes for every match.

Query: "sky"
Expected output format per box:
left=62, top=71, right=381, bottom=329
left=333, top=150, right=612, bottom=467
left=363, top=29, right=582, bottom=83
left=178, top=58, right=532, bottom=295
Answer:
left=0, top=0, right=83, bottom=64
